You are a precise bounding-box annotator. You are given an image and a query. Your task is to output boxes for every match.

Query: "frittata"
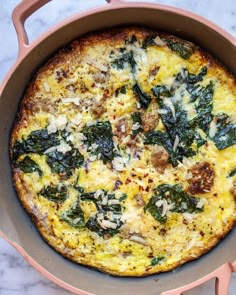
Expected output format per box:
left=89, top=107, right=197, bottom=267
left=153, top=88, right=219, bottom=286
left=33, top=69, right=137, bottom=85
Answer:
left=10, top=27, right=236, bottom=276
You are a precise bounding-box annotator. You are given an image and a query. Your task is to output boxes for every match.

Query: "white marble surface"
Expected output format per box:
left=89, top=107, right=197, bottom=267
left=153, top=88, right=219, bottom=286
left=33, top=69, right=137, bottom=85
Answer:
left=0, top=0, right=235, bottom=294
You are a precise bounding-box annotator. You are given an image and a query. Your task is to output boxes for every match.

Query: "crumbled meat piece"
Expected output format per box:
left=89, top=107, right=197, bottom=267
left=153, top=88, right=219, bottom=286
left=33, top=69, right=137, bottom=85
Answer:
left=25, top=97, right=59, bottom=114
left=134, top=193, right=145, bottom=207
left=91, top=100, right=107, bottom=118
left=188, top=162, right=215, bottom=194
left=151, top=146, right=169, bottom=173
left=149, top=66, right=160, bottom=77
left=159, top=228, right=167, bottom=236
left=114, top=117, right=130, bottom=137
left=141, top=102, right=159, bottom=132
left=230, top=181, right=236, bottom=198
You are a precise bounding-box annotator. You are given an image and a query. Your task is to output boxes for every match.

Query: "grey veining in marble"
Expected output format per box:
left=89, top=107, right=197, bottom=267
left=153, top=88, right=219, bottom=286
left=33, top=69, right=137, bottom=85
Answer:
left=0, top=0, right=235, bottom=294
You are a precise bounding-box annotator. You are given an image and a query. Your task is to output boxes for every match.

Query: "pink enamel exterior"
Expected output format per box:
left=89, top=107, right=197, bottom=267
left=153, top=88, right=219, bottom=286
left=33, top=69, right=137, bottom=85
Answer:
left=0, top=1, right=235, bottom=295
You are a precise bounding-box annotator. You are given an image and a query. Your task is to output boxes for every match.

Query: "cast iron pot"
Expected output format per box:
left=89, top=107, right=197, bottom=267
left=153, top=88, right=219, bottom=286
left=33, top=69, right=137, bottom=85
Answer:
left=0, top=1, right=235, bottom=294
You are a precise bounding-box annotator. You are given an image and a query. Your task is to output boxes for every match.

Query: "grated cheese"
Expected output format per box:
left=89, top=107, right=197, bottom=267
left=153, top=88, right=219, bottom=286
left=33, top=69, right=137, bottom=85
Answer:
left=47, top=115, right=67, bottom=134
left=209, top=120, right=218, bottom=138
left=61, top=97, right=81, bottom=106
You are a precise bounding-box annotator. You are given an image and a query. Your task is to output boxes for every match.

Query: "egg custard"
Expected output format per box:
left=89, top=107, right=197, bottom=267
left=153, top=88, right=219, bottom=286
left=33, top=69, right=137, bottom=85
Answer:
left=10, top=27, right=236, bottom=276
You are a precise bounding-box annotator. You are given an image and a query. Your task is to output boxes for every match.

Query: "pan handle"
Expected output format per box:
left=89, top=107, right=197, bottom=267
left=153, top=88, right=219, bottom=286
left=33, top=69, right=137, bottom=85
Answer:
left=161, top=262, right=236, bottom=295
left=12, top=0, right=52, bottom=58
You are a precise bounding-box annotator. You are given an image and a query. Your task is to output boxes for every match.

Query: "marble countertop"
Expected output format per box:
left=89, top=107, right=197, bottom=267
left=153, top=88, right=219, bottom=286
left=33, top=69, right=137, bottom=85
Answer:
left=0, top=0, right=235, bottom=294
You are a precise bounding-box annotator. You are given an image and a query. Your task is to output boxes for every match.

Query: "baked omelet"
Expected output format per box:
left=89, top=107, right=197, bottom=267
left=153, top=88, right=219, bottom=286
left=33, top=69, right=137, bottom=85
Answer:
left=10, top=27, right=236, bottom=276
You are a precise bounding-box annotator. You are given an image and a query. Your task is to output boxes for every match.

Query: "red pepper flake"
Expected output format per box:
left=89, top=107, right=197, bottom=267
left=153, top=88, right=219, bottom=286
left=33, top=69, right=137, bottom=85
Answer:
left=144, top=173, right=149, bottom=178
left=148, top=179, right=153, bottom=183
left=145, top=186, right=150, bottom=192
left=139, top=185, right=144, bottom=191
left=125, top=178, right=131, bottom=184
left=131, top=173, right=137, bottom=177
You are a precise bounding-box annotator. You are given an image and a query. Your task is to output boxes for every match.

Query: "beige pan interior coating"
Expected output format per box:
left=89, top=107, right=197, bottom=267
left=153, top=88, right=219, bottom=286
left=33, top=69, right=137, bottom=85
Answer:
left=0, top=1, right=236, bottom=294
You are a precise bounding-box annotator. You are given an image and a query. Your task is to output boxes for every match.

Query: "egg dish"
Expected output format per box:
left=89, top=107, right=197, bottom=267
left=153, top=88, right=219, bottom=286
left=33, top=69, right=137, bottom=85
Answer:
left=10, top=27, right=236, bottom=276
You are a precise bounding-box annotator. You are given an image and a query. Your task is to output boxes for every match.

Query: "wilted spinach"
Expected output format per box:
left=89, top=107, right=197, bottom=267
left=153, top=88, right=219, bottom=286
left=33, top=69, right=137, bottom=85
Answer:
left=82, top=121, right=115, bottom=163
left=12, top=128, right=84, bottom=177
left=74, top=185, right=85, bottom=193
left=39, top=184, right=68, bottom=203
left=16, top=156, right=42, bottom=176
left=152, top=85, right=172, bottom=99
left=131, top=112, right=143, bottom=135
left=46, top=148, right=84, bottom=177
left=145, top=184, right=203, bottom=224
left=86, top=214, right=122, bottom=237
left=211, top=114, right=236, bottom=150
left=164, top=37, right=194, bottom=59
left=125, top=34, right=137, bottom=44
left=112, top=50, right=136, bottom=73
left=192, top=81, right=214, bottom=133
left=12, top=129, right=60, bottom=162
left=61, top=201, right=85, bottom=228
left=147, top=89, right=204, bottom=166
left=228, top=168, right=236, bottom=178
left=151, top=256, right=165, bottom=266
left=132, top=84, right=152, bottom=109
left=175, top=66, right=207, bottom=85
left=81, top=190, right=122, bottom=213
left=81, top=190, right=123, bottom=237
left=142, top=35, right=156, bottom=49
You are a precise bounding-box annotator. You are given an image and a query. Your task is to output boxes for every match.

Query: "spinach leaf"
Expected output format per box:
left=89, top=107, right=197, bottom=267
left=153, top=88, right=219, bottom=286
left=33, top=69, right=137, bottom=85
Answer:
left=16, top=156, right=42, bottom=176
left=86, top=214, right=122, bottom=237
left=115, top=85, right=127, bottom=96
left=39, top=185, right=68, bottom=203
left=151, top=256, right=165, bottom=266
left=132, top=84, right=152, bottom=109
left=164, top=37, right=194, bottom=59
left=144, top=192, right=167, bottom=224
left=74, top=185, right=85, bottom=193
left=142, top=35, right=156, bottom=49
left=46, top=148, right=84, bottom=177
left=193, top=81, right=214, bottom=132
left=81, top=190, right=123, bottom=237
left=112, top=50, right=136, bottom=73
left=147, top=91, right=204, bottom=166
left=131, top=112, right=143, bottom=135
left=81, top=190, right=122, bottom=213
left=228, top=168, right=236, bottom=178
left=125, top=34, right=137, bottom=44
left=82, top=121, right=115, bottom=163
left=120, top=85, right=127, bottom=94
left=145, top=184, right=203, bottom=224
left=175, top=66, right=207, bottom=85
left=119, top=193, right=127, bottom=201
left=12, top=129, right=60, bottom=162
left=61, top=201, right=85, bottom=228
left=152, top=85, right=172, bottom=99
left=211, top=114, right=236, bottom=150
